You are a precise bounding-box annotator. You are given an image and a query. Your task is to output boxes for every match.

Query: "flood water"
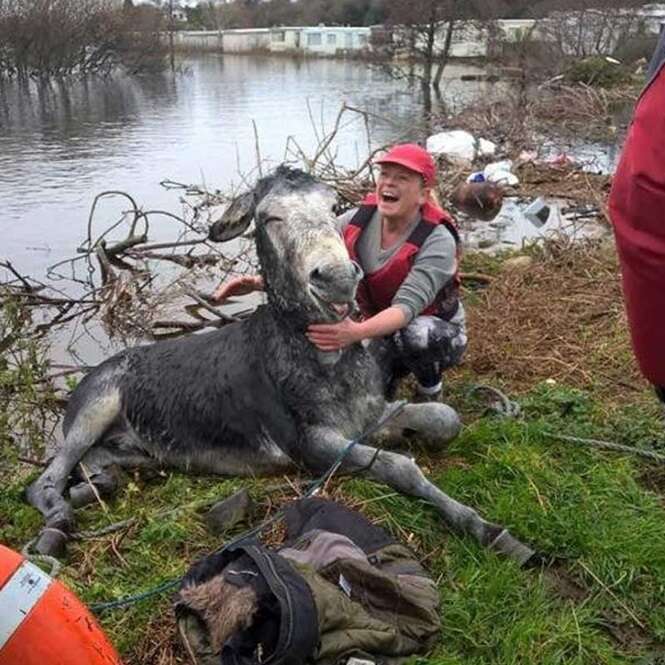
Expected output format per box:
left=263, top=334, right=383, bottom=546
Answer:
left=0, top=54, right=506, bottom=278
left=0, top=54, right=622, bottom=365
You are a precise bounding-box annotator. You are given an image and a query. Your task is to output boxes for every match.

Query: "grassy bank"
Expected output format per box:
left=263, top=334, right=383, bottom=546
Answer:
left=1, top=240, right=664, bottom=664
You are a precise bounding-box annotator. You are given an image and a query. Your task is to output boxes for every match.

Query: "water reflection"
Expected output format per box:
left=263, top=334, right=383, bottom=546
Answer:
left=0, top=55, right=499, bottom=277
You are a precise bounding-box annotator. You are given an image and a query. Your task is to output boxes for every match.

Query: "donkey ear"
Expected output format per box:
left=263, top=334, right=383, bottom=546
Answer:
left=208, top=191, right=256, bottom=242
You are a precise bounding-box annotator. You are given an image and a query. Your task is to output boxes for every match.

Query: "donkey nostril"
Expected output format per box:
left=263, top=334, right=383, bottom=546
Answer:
left=351, top=261, right=363, bottom=278
left=310, top=267, right=323, bottom=283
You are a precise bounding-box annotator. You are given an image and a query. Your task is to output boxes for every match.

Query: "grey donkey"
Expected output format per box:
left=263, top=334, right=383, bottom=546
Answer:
left=26, top=166, right=538, bottom=565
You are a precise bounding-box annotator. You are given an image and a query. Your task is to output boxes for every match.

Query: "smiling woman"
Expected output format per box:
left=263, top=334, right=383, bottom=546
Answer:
left=325, top=143, right=466, bottom=399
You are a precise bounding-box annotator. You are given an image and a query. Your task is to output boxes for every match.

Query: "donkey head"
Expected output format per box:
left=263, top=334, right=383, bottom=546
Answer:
left=209, top=166, right=361, bottom=326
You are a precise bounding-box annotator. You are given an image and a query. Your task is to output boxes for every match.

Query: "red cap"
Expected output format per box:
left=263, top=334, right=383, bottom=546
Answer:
left=374, top=143, right=436, bottom=185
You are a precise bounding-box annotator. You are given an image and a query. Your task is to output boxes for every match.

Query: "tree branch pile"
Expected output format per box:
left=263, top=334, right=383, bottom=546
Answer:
left=461, top=238, right=641, bottom=401
left=436, top=78, right=637, bottom=156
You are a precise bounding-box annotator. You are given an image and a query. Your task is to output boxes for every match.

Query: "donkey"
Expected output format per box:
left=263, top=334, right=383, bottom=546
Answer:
left=26, top=166, right=537, bottom=565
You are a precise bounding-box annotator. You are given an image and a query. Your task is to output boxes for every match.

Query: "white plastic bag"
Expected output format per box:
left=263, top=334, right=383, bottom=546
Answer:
left=426, top=130, right=476, bottom=164
left=483, top=160, right=519, bottom=186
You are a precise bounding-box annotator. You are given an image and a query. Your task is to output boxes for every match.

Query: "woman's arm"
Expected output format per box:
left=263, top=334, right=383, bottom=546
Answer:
left=391, top=225, right=457, bottom=322
left=306, top=306, right=407, bottom=351
left=212, top=274, right=264, bottom=303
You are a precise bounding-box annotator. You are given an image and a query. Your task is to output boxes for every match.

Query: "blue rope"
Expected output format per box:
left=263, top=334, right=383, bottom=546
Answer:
left=90, top=401, right=406, bottom=614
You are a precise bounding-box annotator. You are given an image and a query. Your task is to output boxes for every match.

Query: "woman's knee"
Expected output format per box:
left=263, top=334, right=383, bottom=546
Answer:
left=396, top=315, right=465, bottom=358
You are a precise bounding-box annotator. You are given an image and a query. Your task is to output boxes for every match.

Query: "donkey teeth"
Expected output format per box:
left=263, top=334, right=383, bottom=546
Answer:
left=330, top=303, right=350, bottom=317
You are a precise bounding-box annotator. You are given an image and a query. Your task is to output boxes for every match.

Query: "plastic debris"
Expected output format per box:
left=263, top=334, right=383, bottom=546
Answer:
left=483, top=160, right=519, bottom=186
left=545, top=152, right=576, bottom=167
left=478, top=138, right=497, bottom=157
left=427, top=130, right=476, bottom=163
left=523, top=197, right=551, bottom=227
left=426, top=130, right=496, bottom=165
left=467, top=171, right=486, bottom=183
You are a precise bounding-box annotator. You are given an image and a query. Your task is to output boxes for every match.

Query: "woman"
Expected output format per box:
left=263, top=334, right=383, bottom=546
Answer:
left=214, top=144, right=470, bottom=400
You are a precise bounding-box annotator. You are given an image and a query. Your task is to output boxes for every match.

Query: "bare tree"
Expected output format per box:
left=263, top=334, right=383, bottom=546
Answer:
left=532, top=0, right=649, bottom=58
left=382, top=0, right=459, bottom=92
left=0, top=0, right=166, bottom=79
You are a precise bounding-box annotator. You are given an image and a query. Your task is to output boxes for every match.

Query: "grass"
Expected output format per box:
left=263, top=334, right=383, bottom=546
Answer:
left=1, top=244, right=665, bottom=664
left=350, top=391, right=665, bottom=664
left=2, top=384, right=663, bottom=664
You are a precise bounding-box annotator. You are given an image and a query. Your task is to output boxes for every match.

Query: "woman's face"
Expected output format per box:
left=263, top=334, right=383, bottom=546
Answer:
left=375, top=163, right=429, bottom=222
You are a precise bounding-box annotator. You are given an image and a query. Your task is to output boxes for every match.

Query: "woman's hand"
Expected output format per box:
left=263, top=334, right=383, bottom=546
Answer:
left=306, top=318, right=364, bottom=351
left=212, top=275, right=263, bottom=303
left=307, top=306, right=408, bottom=351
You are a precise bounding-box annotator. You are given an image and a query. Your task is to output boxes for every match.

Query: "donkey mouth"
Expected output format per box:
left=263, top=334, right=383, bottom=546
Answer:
left=309, top=286, right=353, bottom=321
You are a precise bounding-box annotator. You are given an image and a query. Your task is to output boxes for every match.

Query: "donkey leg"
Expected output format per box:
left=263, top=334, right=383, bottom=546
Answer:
left=379, top=401, right=461, bottom=449
left=25, top=390, right=122, bottom=556
left=305, top=426, right=536, bottom=565
left=68, top=445, right=132, bottom=509
left=68, top=426, right=165, bottom=509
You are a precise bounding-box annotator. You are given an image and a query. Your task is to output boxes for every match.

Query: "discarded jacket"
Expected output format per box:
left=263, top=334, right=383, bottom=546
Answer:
left=175, top=497, right=441, bottom=665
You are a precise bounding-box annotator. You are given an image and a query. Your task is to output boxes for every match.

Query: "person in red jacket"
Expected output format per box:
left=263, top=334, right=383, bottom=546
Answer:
left=608, top=29, right=665, bottom=413
left=215, top=144, right=474, bottom=400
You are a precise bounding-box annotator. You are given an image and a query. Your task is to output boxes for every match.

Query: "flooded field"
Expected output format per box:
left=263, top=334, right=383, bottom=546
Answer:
left=0, top=54, right=625, bottom=365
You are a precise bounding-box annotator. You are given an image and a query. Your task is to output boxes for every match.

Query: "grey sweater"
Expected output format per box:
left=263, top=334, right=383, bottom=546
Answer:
left=338, top=208, right=465, bottom=328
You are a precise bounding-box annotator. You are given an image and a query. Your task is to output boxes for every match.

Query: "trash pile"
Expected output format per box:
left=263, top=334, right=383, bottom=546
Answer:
left=426, top=129, right=497, bottom=165
left=429, top=129, right=611, bottom=252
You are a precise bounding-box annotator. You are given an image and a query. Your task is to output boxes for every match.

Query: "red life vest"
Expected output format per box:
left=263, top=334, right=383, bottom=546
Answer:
left=609, top=59, right=665, bottom=387
left=343, top=194, right=461, bottom=320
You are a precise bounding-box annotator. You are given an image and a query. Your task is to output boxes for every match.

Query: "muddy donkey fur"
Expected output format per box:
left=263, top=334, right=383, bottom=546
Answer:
left=26, top=166, right=537, bottom=564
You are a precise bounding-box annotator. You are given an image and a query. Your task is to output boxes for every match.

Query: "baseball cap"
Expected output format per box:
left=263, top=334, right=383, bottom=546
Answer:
left=374, top=143, right=436, bottom=185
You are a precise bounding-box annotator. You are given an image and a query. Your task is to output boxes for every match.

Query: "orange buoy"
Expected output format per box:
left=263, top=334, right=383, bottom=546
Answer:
left=0, top=544, right=123, bottom=665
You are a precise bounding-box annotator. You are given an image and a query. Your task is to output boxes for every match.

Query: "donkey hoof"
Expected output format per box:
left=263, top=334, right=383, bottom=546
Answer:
left=489, top=528, right=535, bottom=566
left=69, top=466, right=124, bottom=508
left=522, top=551, right=554, bottom=569
left=69, top=484, right=97, bottom=508
left=34, top=527, right=69, bottom=558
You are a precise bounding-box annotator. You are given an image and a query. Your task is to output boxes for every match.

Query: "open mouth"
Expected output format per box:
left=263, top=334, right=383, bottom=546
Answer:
left=380, top=191, right=400, bottom=203
left=309, top=286, right=352, bottom=320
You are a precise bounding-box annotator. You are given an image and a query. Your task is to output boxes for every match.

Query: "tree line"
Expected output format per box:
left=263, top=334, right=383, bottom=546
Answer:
left=0, top=0, right=655, bottom=82
left=0, top=0, right=165, bottom=79
left=182, top=0, right=650, bottom=30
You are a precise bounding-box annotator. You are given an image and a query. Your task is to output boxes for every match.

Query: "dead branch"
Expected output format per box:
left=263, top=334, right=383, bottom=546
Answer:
left=0, top=261, right=36, bottom=292
left=184, top=290, right=238, bottom=323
